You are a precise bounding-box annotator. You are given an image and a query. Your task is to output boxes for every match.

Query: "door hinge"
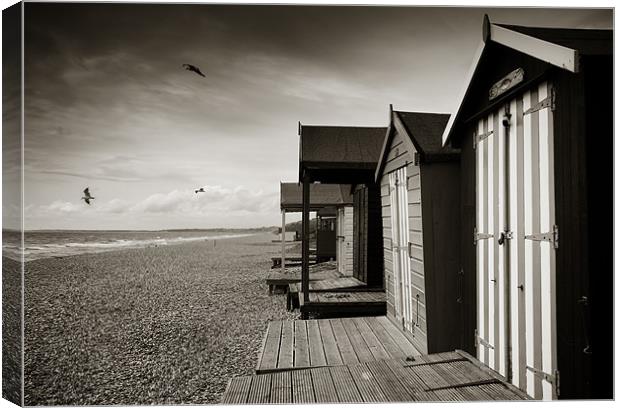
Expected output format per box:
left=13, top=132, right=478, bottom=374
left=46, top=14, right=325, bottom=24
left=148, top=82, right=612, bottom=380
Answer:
left=526, top=366, right=560, bottom=396
left=473, top=129, right=494, bottom=149
left=474, top=227, right=493, bottom=245
left=523, top=88, right=555, bottom=115
left=525, top=224, right=559, bottom=249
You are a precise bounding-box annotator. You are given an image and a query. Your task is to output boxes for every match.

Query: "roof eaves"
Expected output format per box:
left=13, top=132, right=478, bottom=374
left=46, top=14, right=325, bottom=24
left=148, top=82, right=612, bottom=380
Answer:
left=442, top=16, right=580, bottom=147
left=374, top=105, right=395, bottom=183
left=490, top=23, right=579, bottom=73
left=441, top=39, right=486, bottom=147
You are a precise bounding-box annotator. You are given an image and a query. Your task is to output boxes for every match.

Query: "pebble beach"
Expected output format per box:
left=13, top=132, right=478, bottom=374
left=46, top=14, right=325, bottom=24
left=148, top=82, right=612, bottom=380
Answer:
left=23, top=232, right=298, bottom=405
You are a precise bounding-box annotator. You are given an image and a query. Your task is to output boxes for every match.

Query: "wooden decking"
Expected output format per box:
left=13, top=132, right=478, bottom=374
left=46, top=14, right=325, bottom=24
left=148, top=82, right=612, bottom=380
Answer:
left=286, top=276, right=370, bottom=310
left=300, top=291, right=386, bottom=317
left=222, top=350, right=530, bottom=404
left=255, top=316, right=417, bottom=373
left=292, top=276, right=367, bottom=292
left=265, top=261, right=340, bottom=293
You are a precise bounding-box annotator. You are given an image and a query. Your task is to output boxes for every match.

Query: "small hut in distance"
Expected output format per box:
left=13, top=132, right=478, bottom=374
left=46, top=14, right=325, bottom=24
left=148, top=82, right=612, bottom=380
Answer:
left=279, top=182, right=353, bottom=273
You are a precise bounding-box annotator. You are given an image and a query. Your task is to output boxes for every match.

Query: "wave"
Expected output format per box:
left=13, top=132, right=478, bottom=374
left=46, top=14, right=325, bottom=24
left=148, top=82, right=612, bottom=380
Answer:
left=2, top=233, right=255, bottom=261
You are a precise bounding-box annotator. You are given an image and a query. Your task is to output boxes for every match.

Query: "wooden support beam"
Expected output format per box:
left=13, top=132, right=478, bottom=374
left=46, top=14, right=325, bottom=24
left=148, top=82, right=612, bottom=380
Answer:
left=302, top=176, right=310, bottom=310
left=281, top=210, right=286, bottom=273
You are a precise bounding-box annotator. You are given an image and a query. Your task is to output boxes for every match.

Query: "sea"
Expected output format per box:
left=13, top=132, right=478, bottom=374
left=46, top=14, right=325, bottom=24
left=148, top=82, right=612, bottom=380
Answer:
left=2, top=229, right=257, bottom=262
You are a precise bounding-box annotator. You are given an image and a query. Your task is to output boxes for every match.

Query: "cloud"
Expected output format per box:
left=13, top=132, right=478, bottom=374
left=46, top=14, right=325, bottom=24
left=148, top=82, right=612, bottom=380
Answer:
left=28, top=185, right=279, bottom=220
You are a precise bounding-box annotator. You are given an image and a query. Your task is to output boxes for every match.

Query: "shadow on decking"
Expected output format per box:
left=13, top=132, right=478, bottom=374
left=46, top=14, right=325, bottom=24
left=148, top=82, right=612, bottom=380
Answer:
left=222, top=349, right=530, bottom=404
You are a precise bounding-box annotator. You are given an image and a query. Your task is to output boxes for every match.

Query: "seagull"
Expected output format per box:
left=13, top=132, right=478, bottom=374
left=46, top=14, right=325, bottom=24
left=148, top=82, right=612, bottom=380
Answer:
left=182, top=64, right=206, bottom=78
left=195, top=187, right=205, bottom=194
left=82, top=187, right=95, bottom=205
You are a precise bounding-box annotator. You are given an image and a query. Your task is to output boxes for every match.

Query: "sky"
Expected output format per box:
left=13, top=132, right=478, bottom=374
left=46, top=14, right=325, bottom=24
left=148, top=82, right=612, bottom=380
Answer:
left=6, top=3, right=612, bottom=230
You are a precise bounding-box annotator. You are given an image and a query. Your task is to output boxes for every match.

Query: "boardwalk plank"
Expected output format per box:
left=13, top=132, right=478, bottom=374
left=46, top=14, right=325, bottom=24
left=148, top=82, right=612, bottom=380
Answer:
left=329, top=365, right=363, bottom=403
left=366, top=360, right=413, bottom=402
left=247, top=373, right=271, bottom=404
left=433, top=388, right=467, bottom=401
left=342, top=318, right=374, bottom=362
left=258, top=321, right=282, bottom=371
left=330, top=319, right=359, bottom=365
left=307, top=320, right=327, bottom=367
left=409, top=362, right=452, bottom=389
left=270, top=371, right=292, bottom=404
left=291, top=368, right=315, bottom=403
left=354, top=317, right=391, bottom=360
left=293, top=320, right=310, bottom=368
left=277, top=321, right=294, bottom=369
left=318, top=319, right=343, bottom=366
left=364, top=317, right=407, bottom=359
left=310, top=367, right=339, bottom=403
left=348, top=363, right=387, bottom=402
left=221, top=376, right=252, bottom=404
left=375, top=316, right=420, bottom=356
left=384, top=358, right=428, bottom=394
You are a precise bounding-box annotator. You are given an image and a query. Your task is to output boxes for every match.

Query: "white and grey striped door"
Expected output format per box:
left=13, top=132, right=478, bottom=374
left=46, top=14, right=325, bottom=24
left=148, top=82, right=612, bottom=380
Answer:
left=389, top=167, right=413, bottom=333
left=475, top=81, right=557, bottom=400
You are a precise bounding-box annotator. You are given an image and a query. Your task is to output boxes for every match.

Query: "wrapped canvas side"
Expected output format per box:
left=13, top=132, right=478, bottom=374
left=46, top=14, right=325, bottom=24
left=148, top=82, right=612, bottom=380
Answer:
left=2, top=2, right=24, bottom=406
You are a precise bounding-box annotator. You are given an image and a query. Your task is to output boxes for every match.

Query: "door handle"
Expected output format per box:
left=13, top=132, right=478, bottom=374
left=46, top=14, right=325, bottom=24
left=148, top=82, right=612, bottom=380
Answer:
left=498, top=232, right=506, bottom=245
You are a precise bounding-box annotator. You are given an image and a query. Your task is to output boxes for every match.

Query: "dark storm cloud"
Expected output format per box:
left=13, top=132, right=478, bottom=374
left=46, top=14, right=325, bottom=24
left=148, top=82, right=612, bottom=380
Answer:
left=21, top=4, right=612, bottom=229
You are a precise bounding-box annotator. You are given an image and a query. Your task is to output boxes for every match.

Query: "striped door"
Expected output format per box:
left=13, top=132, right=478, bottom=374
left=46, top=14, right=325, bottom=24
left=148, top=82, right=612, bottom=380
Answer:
left=475, top=81, right=557, bottom=399
left=389, top=167, right=413, bottom=333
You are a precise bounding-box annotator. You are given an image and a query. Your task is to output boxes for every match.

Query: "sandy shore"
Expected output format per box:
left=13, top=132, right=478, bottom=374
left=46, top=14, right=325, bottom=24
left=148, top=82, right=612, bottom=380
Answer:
left=24, top=232, right=297, bottom=405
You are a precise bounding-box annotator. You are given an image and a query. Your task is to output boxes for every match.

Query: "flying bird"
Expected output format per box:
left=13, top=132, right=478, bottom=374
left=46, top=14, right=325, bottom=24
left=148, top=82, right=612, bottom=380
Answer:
left=195, top=187, right=206, bottom=194
left=182, top=64, right=206, bottom=78
left=82, top=188, right=95, bottom=205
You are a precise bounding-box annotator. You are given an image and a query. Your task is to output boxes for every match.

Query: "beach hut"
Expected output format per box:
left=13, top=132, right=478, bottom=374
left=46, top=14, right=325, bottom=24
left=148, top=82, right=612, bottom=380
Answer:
left=375, top=107, right=461, bottom=356
left=442, top=16, right=612, bottom=399
left=298, top=124, right=387, bottom=317
left=277, top=182, right=353, bottom=272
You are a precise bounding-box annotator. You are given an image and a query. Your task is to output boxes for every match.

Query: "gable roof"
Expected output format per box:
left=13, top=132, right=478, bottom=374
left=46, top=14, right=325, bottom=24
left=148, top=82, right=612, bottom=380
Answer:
left=280, top=182, right=352, bottom=211
left=375, top=107, right=456, bottom=181
left=441, top=15, right=612, bottom=146
left=299, top=124, right=387, bottom=182
left=395, top=111, right=452, bottom=155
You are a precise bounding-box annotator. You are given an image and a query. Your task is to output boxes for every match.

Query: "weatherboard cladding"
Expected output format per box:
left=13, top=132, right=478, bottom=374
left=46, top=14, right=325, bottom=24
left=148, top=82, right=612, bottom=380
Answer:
left=377, top=110, right=461, bottom=356
left=280, top=182, right=353, bottom=211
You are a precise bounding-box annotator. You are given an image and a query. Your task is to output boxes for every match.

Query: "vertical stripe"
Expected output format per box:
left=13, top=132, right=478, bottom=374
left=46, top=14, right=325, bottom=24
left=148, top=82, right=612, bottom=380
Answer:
left=516, top=96, right=527, bottom=390
left=476, top=121, right=485, bottom=362
left=482, top=118, right=489, bottom=365
left=523, top=90, right=535, bottom=398
left=389, top=172, right=400, bottom=323
left=530, top=87, right=543, bottom=400
left=399, top=167, right=412, bottom=333
left=492, top=111, right=501, bottom=374
left=546, top=81, right=558, bottom=400
left=538, top=82, right=554, bottom=400
left=487, top=114, right=495, bottom=369
left=496, top=110, right=506, bottom=376
left=508, top=97, right=519, bottom=387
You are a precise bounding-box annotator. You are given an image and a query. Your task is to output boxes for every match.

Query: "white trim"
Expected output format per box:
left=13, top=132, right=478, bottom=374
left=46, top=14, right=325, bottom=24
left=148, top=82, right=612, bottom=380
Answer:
left=441, top=21, right=580, bottom=147
left=490, top=24, right=579, bottom=74
left=441, top=40, right=486, bottom=146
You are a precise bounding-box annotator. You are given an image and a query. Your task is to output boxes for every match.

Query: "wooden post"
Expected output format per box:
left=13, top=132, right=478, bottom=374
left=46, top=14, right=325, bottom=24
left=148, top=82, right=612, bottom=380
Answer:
left=302, top=175, right=310, bottom=311
left=281, top=210, right=286, bottom=272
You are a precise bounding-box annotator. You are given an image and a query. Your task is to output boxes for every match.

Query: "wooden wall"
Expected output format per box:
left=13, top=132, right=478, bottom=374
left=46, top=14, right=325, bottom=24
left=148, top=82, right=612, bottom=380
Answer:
left=379, top=117, right=429, bottom=355
left=353, top=184, right=384, bottom=287
left=337, top=206, right=354, bottom=276
left=420, top=161, right=462, bottom=354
